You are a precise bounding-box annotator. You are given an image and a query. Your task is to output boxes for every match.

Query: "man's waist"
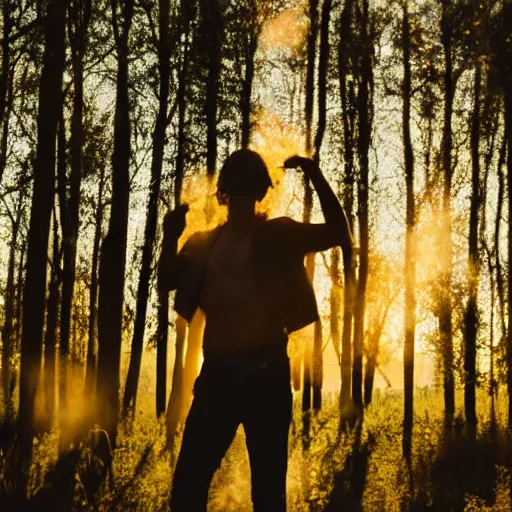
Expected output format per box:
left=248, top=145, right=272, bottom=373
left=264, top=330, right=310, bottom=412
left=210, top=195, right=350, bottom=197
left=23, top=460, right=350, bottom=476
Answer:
left=203, top=335, right=288, bottom=366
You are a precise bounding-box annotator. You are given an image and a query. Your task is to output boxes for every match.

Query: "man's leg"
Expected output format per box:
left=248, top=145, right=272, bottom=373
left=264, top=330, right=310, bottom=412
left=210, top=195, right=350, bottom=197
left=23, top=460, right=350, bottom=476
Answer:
left=171, top=368, right=240, bottom=512
left=242, top=359, right=292, bottom=512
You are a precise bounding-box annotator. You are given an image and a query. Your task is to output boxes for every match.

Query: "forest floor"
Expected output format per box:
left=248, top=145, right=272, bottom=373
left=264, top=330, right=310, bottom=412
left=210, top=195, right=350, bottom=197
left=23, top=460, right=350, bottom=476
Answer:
left=2, top=388, right=512, bottom=511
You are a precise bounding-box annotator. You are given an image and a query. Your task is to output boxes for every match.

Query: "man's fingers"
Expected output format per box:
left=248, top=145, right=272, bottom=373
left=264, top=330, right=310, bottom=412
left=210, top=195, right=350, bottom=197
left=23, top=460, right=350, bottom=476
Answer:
left=283, top=155, right=311, bottom=169
left=283, top=156, right=303, bottom=168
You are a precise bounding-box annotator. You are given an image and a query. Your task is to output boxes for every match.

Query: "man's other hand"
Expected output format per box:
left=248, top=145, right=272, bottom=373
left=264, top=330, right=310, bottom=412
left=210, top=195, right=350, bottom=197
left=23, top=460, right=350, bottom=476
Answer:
left=163, top=204, right=189, bottom=240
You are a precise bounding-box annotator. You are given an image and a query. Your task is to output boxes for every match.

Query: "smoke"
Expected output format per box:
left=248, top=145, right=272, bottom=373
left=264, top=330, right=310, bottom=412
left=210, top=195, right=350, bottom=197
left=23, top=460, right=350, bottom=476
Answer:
left=260, top=6, right=308, bottom=56
left=33, top=360, right=96, bottom=442
left=178, top=108, right=305, bottom=237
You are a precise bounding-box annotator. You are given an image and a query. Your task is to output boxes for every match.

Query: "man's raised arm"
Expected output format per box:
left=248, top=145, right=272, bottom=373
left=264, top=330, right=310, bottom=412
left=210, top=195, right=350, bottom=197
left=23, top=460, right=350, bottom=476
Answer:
left=283, top=156, right=354, bottom=261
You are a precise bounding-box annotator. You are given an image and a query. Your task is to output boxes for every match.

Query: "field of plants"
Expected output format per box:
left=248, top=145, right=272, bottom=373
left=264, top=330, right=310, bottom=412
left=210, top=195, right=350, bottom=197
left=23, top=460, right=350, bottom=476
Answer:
left=2, top=386, right=512, bottom=511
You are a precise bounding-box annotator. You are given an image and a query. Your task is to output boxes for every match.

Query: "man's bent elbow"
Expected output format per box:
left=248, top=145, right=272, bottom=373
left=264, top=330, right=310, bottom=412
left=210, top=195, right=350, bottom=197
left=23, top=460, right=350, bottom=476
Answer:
left=157, top=262, right=179, bottom=294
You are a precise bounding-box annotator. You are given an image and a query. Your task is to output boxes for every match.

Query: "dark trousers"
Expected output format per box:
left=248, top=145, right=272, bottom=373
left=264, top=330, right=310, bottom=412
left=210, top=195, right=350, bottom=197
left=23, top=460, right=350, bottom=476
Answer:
left=170, top=351, right=292, bottom=512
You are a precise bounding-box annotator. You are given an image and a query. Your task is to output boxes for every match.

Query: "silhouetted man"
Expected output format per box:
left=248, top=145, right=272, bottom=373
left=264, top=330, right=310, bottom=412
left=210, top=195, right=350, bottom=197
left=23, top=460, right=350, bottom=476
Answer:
left=159, top=149, right=353, bottom=511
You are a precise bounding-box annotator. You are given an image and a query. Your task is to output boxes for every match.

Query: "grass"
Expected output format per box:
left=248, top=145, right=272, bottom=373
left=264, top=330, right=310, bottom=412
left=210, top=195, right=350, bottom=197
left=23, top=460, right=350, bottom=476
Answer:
left=2, top=387, right=512, bottom=510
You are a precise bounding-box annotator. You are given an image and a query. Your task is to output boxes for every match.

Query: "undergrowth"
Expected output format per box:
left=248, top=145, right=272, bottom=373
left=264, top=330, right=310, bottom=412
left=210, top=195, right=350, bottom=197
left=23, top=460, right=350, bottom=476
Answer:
left=1, top=388, right=512, bottom=511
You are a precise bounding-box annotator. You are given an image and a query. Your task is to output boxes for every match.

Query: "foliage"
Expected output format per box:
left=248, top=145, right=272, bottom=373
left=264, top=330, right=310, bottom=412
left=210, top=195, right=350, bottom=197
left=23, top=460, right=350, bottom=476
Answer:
left=2, top=389, right=512, bottom=510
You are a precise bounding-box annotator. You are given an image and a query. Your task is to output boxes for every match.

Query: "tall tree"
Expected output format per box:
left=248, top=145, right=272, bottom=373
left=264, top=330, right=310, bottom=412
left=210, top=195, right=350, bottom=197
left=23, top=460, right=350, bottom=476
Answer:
left=479, top=54, right=500, bottom=411
left=1, top=184, right=26, bottom=417
left=464, top=6, right=483, bottom=429
left=123, top=0, right=173, bottom=416
left=329, top=248, right=342, bottom=375
left=96, top=0, right=134, bottom=446
left=338, top=0, right=356, bottom=411
left=237, top=0, right=260, bottom=148
left=85, top=162, right=106, bottom=397
left=43, top=206, right=61, bottom=431
left=439, top=0, right=456, bottom=422
left=311, top=0, right=332, bottom=411
left=45, top=115, right=68, bottom=432
left=58, top=0, right=92, bottom=424
left=352, top=0, right=373, bottom=410
left=498, top=2, right=512, bottom=430
left=402, top=1, right=416, bottom=460
left=18, top=0, right=68, bottom=472
left=506, top=99, right=512, bottom=429
left=492, top=136, right=507, bottom=400
left=302, top=0, right=318, bottom=434
left=0, top=0, right=14, bottom=185
left=202, top=0, right=222, bottom=178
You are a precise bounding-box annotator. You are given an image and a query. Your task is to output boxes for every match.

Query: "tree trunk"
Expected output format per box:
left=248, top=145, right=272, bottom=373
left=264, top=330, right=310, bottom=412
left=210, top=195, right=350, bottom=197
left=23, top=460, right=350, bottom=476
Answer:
left=302, top=0, right=318, bottom=436
left=311, top=0, right=331, bottom=411
left=43, top=209, right=61, bottom=432
left=314, top=0, right=331, bottom=156
left=486, top=250, right=496, bottom=400
left=0, top=0, right=13, bottom=186
left=85, top=165, right=105, bottom=397
left=59, top=0, right=91, bottom=424
left=123, top=0, right=171, bottom=417
left=402, top=4, right=416, bottom=461
left=464, top=62, right=481, bottom=430
left=173, top=11, right=189, bottom=207
left=0, top=0, right=10, bottom=130
left=495, top=135, right=507, bottom=360
left=56, top=111, right=68, bottom=426
left=352, top=0, right=372, bottom=410
left=241, top=32, right=257, bottom=149
left=487, top=136, right=506, bottom=403
left=341, top=256, right=355, bottom=410
left=440, top=0, right=455, bottom=422
left=505, top=88, right=512, bottom=429
left=330, top=248, right=342, bottom=368
left=288, top=64, right=302, bottom=393
left=363, top=354, right=376, bottom=406
left=338, top=0, right=355, bottom=411
left=203, top=0, right=221, bottom=178
left=305, top=0, right=318, bottom=158
left=156, top=298, right=170, bottom=417
left=96, top=0, right=133, bottom=447
left=9, top=241, right=26, bottom=413
left=15, top=241, right=26, bottom=357
left=2, top=187, right=24, bottom=417
left=18, top=0, right=67, bottom=473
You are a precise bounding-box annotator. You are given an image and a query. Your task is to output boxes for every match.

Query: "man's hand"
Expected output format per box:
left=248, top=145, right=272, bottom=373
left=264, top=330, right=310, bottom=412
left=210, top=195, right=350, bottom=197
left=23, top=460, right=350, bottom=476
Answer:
left=163, top=204, right=189, bottom=240
left=283, top=155, right=317, bottom=174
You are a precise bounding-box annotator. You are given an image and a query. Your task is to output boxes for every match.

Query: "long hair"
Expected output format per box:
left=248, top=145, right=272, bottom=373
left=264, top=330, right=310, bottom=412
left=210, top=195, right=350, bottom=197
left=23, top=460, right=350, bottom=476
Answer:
left=216, top=149, right=273, bottom=206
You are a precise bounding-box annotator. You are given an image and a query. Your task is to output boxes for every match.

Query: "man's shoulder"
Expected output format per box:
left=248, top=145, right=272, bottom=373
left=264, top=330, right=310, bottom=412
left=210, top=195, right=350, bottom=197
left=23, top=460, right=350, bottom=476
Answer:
left=256, top=217, right=301, bottom=244
left=258, top=216, right=297, bottom=232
